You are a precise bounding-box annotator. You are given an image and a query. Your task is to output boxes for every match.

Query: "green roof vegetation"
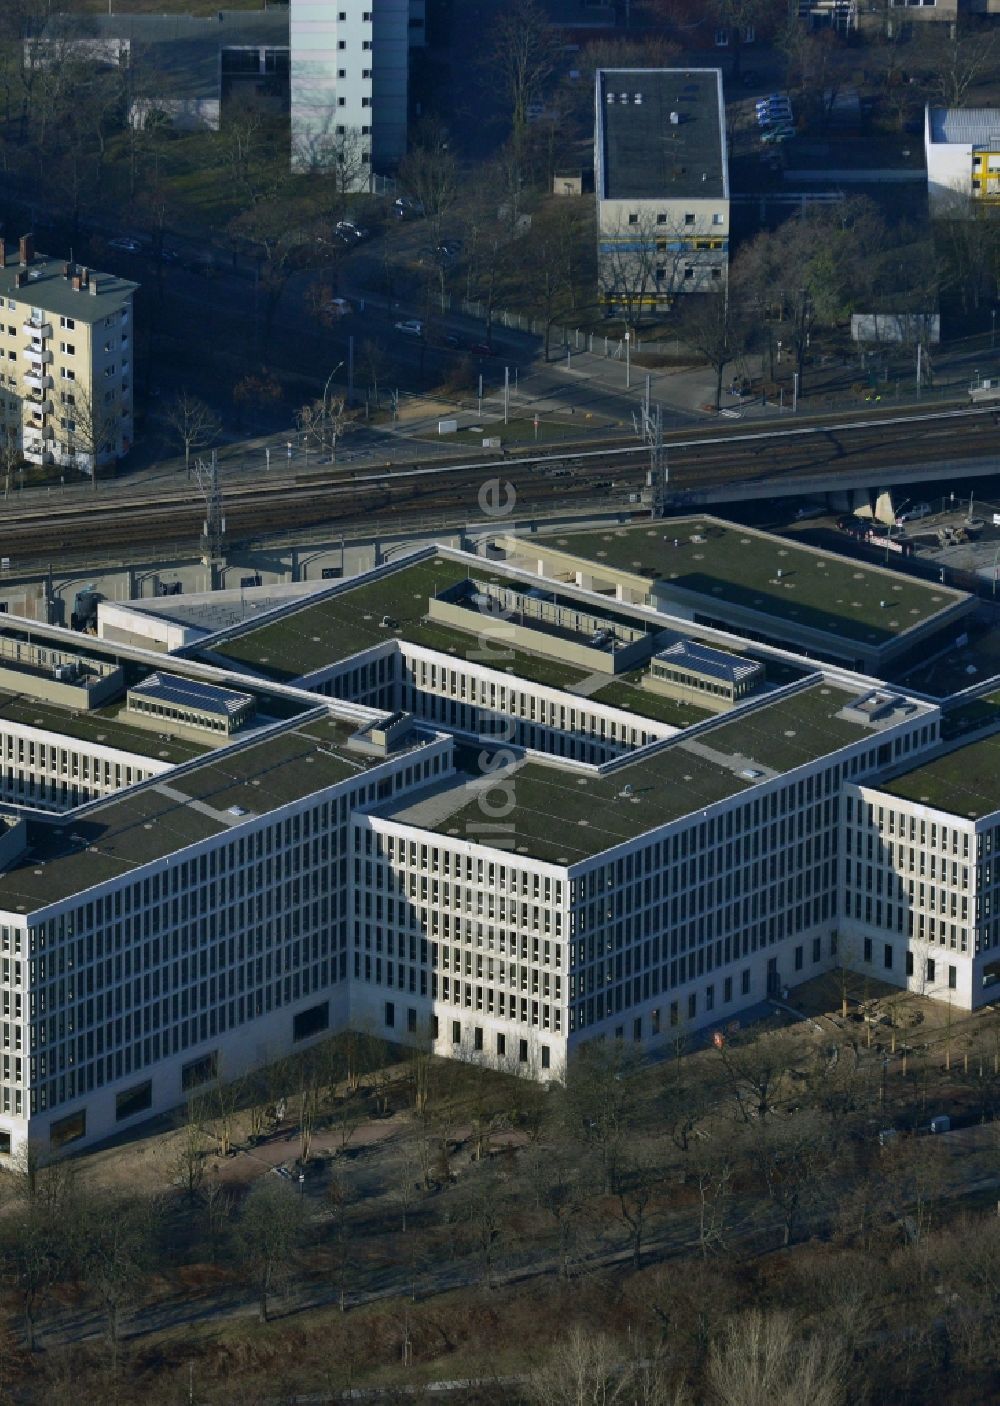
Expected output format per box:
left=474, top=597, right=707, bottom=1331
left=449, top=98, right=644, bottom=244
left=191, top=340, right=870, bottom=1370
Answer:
left=0, top=716, right=417, bottom=913
left=419, top=682, right=873, bottom=863
left=210, top=558, right=591, bottom=691
left=531, top=520, right=964, bottom=645
left=588, top=674, right=715, bottom=728
left=0, top=691, right=209, bottom=765
left=882, top=732, right=1000, bottom=819
left=941, top=690, right=1000, bottom=741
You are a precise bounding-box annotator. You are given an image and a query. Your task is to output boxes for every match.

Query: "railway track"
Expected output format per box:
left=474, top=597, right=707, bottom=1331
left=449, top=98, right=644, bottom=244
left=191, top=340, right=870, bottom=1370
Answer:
left=1, top=405, right=997, bottom=558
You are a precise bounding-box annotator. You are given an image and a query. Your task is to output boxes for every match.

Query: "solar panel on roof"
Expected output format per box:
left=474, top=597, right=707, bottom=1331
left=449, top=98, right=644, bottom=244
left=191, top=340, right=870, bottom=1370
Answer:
left=129, top=672, right=253, bottom=716
left=655, top=639, right=758, bottom=685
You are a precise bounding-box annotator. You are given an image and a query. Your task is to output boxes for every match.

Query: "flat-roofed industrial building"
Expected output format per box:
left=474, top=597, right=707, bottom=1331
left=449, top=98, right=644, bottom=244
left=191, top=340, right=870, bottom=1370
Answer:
left=595, top=68, right=729, bottom=312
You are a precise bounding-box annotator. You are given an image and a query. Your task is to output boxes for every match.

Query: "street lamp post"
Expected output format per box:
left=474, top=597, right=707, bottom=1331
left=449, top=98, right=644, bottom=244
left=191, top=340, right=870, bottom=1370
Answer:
left=322, top=360, right=345, bottom=462
left=625, top=330, right=631, bottom=389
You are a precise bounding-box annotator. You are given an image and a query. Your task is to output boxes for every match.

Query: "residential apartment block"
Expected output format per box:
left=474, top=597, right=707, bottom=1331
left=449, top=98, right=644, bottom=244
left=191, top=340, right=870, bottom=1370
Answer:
left=0, top=236, right=137, bottom=472
left=290, top=0, right=415, bottom=182
left=595, top=68, right=729, bottom=313
left=0, top=522, right=993, bottom=1159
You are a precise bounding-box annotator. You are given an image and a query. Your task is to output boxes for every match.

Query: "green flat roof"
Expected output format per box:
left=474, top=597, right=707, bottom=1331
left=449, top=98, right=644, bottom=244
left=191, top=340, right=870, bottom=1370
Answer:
left=209, top=558, right=592, bottom=692
left=412, top=682, right=875, bottom=863
left=530, top=520, right=965, bottom=646
left=588, top=675, right=715, bottom=728
left=0, top=715, right=415, bottom=913
left=941, top=688, right=1000, bottom=741
left=881, top=732, right=1000, bottom=819
left=0, top=690, right=209, bottom=765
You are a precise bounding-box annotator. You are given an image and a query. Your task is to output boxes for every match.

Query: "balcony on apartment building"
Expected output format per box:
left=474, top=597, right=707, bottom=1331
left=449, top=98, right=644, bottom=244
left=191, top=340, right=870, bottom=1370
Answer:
left=22, top=319, right=52, bottom=339
left=22, top=345, right=53, bottom=365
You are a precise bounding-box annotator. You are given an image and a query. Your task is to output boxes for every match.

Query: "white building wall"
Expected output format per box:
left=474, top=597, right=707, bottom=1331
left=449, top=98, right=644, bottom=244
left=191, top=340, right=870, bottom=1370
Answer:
left=842, top=785, right=997, bottom=1010
left=353, top=816, right=569, bottom=1077
left=0, top=721, right=172, bottom=810
left=925, top=112, right=973, bottom=217
left=0, top=733, right=453, bottom=1158
left=290, top=0, right=409, bottom=182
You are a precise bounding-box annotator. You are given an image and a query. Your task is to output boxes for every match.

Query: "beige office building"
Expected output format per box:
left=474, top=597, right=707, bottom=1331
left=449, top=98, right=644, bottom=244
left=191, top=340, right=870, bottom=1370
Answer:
left=0, top=235, right=137, bottom=474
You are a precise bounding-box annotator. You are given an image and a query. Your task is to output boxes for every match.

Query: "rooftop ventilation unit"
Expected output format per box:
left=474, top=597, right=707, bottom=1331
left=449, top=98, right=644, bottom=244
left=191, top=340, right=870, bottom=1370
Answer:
left=634, top=93, right=642, bottom=104
left=670, top=110, right=680, bottom=125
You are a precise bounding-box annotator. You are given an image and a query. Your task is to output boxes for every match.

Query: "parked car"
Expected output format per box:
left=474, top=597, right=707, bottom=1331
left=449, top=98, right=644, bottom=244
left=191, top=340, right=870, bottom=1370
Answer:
left=393, top=319, right=424, bottom=337
left=323, top=297, right=352, bottom=317
left=896, top=502, right=931, bottom=523
left=757, top=108, right=792, bottom=126
left=469, top=341, right=496, bottom=357
left=336, top=220, right=369, bottom=242
left=761, top=126, right=796, bottom=144
left=108, top=236, right=142, bottom=253
left=394, top=197, right=425, bottom=220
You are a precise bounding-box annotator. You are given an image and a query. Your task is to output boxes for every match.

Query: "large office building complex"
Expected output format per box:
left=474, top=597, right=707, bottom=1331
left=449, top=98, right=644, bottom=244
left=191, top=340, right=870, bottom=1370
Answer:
left=0, top=236, right=137, bottom=472
left=595, top=68, right=729, bottom=313
left=0, top=519, right=995, bottom=1158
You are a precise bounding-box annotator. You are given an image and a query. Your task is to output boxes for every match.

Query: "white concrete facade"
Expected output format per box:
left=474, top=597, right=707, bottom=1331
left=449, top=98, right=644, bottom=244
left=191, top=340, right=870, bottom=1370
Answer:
left=290, top=0, right=409, bottom=183
left=842, top=785, right=1000, bottom=1010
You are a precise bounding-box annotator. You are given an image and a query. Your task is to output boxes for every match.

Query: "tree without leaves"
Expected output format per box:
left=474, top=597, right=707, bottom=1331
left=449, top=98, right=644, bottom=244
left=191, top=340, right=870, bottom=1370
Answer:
left=162, top=392, right=220, bottom=481
left=175, top=1095, right=209, bottom=1204
left=558, top=1041, right=641, bottom=1192
left=65, top=379, right=123, bottom=490
left=488, top=0, right=559, bottom=157
left=296, top=396, right=354, bottom=465
left=612, top=1150, right=664, bottom=1271
left=0, top=1202, right=73, bottom=1351
left=0, top=427, right=20, bottom=500
left=673, top=291, right=749, bottom=411
left=327, top=1171, right=354, bottom=1311
left=750, top=1112, right=836, bottom=1248
left=399, top=121, right=458, bottom=244
left=236, top=1176, right=308, bottom=1323
left=706, top=1309, right=848, bottom=1406
left=77, top=1194, right=160, bottom=1375
left=524, top=1143, right=590, bottom=1279
left=527, top=1326, right=687, bottom=1406
left=460, top=1165, right=507, bottom=1289
left=915, top=25, right=1000, bottom=107
left=687, top=1136, right=736, bottom=1259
